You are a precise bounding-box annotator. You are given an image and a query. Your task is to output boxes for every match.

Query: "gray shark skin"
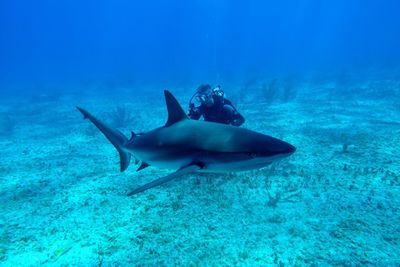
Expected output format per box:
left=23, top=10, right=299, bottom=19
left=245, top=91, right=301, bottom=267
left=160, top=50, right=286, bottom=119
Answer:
left=77, top=90, right=296, bottom=196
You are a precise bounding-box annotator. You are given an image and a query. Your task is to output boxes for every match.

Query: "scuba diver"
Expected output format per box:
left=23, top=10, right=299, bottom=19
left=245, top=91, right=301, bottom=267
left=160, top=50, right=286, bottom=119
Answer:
left=188, top=84, right=245, bottom=126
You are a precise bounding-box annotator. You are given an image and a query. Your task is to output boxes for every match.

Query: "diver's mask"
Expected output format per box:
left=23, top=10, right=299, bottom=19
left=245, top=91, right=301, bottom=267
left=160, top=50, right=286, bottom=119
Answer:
left=212, top=86, right=224, bottom=97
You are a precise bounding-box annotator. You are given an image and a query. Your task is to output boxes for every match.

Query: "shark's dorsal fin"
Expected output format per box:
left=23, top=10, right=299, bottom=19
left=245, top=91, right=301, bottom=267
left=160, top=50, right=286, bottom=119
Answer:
left=164, top=90, right=188, bottom=127
left=136, top=161, right=150, bottom=172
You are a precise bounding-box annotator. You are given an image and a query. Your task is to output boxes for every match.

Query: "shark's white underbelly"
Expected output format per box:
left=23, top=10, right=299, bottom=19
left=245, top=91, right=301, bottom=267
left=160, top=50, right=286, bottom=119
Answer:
left=139, top=156, right=270, bottom=173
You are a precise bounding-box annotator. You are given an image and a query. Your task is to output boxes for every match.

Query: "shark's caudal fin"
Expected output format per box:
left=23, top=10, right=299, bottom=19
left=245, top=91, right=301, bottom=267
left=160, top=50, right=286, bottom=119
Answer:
left=164, top=90, right=188, bottom=126
left=76, top=107, right=131, bottom=172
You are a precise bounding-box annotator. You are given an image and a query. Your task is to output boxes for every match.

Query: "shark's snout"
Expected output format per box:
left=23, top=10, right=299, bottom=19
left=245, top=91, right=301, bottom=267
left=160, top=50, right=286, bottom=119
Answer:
left=285, top=143, right=296, bottom=154
left=266, top=138, right=296, bottom=157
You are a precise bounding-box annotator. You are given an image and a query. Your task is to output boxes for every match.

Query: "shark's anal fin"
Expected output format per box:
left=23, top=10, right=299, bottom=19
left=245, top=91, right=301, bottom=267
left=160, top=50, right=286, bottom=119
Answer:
left=136, top=162, right=150, bottom=172
left=127, top=163, right=201, bottom=196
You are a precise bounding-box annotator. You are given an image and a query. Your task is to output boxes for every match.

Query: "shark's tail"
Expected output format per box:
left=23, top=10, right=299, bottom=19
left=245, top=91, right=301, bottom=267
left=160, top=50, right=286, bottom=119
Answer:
left=76, top=107, right=131, bottom=172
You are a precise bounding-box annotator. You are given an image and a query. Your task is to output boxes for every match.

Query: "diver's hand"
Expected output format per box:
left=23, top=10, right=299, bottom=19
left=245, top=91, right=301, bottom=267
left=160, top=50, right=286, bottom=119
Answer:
left=232, top=119, right=240, bottom=126
left=232, top=114, right=245, bottom=126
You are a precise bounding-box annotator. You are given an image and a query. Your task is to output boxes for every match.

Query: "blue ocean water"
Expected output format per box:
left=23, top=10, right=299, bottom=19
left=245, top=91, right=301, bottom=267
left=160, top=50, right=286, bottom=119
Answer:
left=0, top=0, right=399, bottom=265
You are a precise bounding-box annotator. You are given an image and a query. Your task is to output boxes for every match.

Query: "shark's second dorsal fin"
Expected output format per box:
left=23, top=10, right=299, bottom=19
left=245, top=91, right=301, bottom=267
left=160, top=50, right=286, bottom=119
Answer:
left=164, top=90, right=188, bottom=127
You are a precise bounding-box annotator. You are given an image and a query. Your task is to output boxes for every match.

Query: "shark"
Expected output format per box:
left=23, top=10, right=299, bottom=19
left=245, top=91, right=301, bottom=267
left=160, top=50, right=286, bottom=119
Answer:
left=77, top=90, right=296, bottom=196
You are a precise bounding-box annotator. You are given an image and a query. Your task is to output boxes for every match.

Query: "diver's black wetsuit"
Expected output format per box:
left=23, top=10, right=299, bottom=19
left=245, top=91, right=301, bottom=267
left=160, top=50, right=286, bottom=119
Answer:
left=188, top=94, right=245, bottom=126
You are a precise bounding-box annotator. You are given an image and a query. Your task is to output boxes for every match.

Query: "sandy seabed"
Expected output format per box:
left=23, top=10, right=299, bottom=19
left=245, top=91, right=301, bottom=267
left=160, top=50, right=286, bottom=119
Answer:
left=0, top=84, right=399, bottom=266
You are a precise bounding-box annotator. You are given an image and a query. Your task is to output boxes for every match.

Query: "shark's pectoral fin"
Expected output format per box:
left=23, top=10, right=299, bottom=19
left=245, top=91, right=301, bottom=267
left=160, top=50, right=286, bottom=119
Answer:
left=127, top=164, right=201, bottom=196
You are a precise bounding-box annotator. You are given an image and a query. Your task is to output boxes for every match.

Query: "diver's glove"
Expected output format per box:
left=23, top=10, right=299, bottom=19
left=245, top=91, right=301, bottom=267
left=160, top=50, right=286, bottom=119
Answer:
left=232, top=113, right=245, bottom=126
left=232, top=119, right=240, bottom=126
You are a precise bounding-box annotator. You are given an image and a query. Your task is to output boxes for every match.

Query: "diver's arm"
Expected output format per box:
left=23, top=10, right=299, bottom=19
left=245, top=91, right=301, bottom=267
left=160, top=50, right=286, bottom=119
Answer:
left=223, top=99, right=245, bottom=126
left=223, top=98, right=231, bottom=104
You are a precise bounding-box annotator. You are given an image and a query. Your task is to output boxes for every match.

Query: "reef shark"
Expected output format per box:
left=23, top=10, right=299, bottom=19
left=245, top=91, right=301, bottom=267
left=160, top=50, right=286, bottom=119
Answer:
left=77, top=90, right=296, bottom=196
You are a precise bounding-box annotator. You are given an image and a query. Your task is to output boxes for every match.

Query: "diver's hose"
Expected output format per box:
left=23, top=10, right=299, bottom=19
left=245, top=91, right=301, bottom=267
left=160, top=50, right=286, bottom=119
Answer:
left=188, top=91, right=197, bottom=106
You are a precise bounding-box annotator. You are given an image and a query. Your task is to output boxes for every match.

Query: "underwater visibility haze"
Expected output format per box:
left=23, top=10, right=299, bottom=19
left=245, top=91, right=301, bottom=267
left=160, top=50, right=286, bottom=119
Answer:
left=0, top=0, right=400, bottom=265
